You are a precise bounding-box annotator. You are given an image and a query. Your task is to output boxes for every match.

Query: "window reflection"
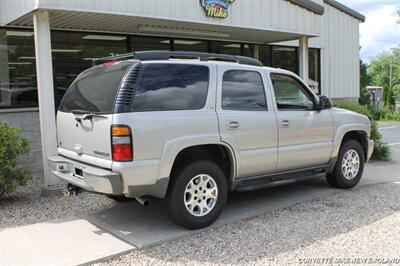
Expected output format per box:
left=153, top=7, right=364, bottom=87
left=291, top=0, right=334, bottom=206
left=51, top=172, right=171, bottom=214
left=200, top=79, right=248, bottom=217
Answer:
left=211, top=42, right=241, bottom=55
left=173, top=39, right=208, bottom=52
left=309, top=48, right=321, bottom=94
left=131, top=36, right=171, bottom=52
left=0, top=29, right=37, bottom=108
left=0, top=27, right=321, bottom=110
left=51, top=31, right=127, bottom=107
left=271, top=46, right=298, bottom=74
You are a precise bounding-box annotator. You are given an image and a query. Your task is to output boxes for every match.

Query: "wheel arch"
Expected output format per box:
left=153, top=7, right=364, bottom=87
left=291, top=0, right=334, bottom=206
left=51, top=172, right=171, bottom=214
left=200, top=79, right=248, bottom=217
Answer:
left=333, top=129, right=369, bottom=161
left=159, top=142, right=236, bottom=190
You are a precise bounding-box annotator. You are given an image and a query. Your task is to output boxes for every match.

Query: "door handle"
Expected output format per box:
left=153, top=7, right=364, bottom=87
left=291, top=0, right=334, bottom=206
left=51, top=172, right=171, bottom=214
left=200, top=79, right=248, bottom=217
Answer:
left=279, top=120, right=290, bottom=128
left=226, top=121, right=240, bottom=130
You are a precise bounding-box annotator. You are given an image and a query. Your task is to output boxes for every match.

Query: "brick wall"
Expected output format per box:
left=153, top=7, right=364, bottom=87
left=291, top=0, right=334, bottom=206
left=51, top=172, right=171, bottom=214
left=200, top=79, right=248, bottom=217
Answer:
left=0, top=110, right=44, bottom=176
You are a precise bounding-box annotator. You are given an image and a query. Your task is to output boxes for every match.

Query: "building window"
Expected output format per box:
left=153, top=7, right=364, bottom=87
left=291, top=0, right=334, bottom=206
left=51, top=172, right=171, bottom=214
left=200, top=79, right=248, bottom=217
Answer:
left=211, top=42, right=241, bottom=55
left=172, top=39, right=208, bottom=52
left=51, top=31, right=128, bottom=107
left=130, top=36, right=171, bottom=52
left=0, top=29, right=37, bottom=109
left=242, top=44, right=255, bottom=58
left=309, top=48, right=321, bottom=94
left=259, top=45, right=272, bottom=67
left=271, top=46, right=298, bottom=74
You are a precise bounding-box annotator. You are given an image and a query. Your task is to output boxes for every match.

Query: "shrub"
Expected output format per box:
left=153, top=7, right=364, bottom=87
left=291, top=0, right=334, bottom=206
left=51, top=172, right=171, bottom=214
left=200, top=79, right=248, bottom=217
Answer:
left=334, top=102, right=372, bottom=118
left=0, top=122, right=31, bottom=196
left=371, top=143, right=391, bottom=161
left=368, top=106, right=382, bottom=121
left=334, top=102, right=391, bottom=161
left=378, top=106, right=400, bottom=121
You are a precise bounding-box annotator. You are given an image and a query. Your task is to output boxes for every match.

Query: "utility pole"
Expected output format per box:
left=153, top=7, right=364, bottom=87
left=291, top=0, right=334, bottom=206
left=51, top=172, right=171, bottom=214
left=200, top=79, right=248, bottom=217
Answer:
left=390, top=54, right=393, bottom=90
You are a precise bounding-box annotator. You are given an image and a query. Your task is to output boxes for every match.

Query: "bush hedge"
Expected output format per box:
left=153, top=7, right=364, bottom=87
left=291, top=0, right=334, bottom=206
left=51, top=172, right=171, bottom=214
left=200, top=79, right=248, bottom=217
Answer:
left=380, top=107, right=400, bottom=121
left=334, top=102, right=391, bottom=161
left=0, top=122, right=31, bottom=196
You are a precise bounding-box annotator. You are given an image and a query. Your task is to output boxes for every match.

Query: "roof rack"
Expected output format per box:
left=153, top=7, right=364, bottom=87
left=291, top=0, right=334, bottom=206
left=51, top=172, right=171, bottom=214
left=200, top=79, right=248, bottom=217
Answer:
left=92, top=51, right=263, bottom=67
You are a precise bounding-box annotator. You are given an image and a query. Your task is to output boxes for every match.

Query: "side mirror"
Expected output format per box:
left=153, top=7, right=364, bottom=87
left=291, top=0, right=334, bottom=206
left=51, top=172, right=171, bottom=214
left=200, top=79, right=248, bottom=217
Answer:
left=318, top=95, right=332, bottom=110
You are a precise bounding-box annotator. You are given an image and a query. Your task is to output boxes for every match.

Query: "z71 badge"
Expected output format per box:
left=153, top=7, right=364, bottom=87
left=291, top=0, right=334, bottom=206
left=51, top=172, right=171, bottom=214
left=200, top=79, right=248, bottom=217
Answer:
left=200, top=0, right=235, bottom=18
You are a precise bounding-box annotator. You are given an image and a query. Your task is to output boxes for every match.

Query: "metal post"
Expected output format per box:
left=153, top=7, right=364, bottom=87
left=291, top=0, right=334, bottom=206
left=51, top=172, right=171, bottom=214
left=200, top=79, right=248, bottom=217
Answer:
left=299, top=36, right=309, bottom=83
left=33, top=10, right=63, bottom=195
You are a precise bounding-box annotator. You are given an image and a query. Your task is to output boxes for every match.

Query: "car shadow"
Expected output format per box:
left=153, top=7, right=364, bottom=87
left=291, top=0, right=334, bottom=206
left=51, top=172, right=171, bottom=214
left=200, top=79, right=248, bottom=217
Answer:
left=82, top=177, right=353, bottom=251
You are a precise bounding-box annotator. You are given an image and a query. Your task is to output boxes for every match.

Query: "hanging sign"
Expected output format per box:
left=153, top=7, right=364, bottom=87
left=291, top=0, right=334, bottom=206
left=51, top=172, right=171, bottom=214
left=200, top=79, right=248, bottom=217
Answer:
left=200, top=0, right=236, bottom=19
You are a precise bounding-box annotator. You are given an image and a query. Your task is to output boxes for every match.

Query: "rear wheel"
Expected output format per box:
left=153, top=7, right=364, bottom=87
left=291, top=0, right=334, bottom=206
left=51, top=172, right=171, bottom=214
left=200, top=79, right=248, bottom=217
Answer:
left=326, top=140, right=365, bottom=189
left=165, top=160, right=228, bottom=230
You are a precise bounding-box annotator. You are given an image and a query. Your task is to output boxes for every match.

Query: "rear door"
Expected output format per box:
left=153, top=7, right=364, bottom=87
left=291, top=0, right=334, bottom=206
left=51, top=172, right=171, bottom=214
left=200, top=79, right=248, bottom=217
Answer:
left=216, top=65, right=278, bottom=178
left=56, top=61, right=133, bottom=169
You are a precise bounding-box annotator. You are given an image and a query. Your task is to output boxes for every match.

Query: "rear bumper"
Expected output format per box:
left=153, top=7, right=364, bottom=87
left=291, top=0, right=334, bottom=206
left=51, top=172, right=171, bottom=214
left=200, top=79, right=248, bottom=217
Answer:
left=367, top=139, right=374, bottom=161
left=48, top=155, right=122, bottom=195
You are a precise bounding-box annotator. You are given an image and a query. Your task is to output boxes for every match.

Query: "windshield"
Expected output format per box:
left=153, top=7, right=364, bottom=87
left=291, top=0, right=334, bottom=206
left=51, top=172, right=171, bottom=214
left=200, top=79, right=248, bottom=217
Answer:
left=58, top=61, right=132, bottom=113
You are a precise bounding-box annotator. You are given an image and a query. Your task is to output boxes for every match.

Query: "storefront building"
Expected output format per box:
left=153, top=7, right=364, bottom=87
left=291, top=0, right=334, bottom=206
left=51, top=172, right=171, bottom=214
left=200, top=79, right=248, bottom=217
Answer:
left=0, top=0, right=364, bottom=190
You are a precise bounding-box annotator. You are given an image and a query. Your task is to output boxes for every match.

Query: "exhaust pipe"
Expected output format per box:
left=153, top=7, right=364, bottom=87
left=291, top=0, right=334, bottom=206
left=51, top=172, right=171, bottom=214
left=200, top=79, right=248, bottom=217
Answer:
left=135, top=196, right=149, bottom=206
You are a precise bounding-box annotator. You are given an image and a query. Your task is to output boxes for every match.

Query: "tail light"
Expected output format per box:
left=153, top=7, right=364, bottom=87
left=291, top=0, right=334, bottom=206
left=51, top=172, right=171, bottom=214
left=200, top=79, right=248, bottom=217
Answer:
left=111, top=125, right=132, bottom=161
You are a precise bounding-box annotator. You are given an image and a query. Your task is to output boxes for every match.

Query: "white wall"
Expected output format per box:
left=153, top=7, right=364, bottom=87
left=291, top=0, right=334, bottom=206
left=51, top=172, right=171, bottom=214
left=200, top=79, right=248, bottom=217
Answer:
left=320, top=3, right=360, bottom=99
left=272, top=2, right=361, bottom=100
left=0, top=0, right=37, bottom=26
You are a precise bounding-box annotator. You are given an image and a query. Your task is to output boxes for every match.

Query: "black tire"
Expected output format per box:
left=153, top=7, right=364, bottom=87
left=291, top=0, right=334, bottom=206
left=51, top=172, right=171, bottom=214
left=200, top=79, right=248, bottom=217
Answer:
left=326, top=140, right=365, bottom=189
left=165, top=160, right=228, bottom=230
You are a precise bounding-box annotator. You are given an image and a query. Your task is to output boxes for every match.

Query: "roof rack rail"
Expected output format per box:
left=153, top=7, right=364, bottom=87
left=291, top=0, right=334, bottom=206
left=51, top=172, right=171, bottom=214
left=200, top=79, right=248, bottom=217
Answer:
left=92, top=51, right=263, bottom=67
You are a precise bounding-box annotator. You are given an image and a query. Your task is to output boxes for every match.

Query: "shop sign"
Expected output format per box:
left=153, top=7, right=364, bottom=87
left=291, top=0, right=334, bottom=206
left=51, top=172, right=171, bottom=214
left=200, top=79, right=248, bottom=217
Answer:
left=200, top=0, right=235, bottom=19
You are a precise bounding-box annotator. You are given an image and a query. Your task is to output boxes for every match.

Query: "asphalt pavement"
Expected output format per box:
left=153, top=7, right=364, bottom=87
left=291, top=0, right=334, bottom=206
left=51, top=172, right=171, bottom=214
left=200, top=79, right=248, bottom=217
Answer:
left=379, top=124, right=400, bottom=163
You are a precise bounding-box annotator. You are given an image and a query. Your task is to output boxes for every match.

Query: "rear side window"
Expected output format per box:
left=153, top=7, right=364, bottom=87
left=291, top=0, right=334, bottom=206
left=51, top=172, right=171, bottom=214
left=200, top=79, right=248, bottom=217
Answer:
left=132, top=64, right=209, bottom=111
left=222, top=70, right=267, bottom=111
left=58, top=62, right=131, bottom=113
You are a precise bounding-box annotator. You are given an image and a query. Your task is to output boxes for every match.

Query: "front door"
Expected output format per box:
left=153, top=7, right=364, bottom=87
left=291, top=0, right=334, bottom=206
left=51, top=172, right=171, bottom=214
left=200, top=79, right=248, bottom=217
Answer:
left=269, top=73, right=334, bottom=171
left=217, top=66, right=278, bottom=178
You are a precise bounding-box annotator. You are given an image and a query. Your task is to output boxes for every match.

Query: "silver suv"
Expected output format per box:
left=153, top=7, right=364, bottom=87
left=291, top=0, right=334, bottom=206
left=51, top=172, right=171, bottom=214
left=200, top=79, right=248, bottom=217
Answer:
left=48, top=51, right=374, bottom=229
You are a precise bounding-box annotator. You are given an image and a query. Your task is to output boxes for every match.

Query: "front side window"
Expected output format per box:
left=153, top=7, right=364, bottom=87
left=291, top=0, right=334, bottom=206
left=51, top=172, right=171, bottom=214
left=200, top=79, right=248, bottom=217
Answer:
left=270, top=74, right=314, bottom=110
left=222, top=70, right=267, bottom=111
left=132, top=64, right=209, bottom=111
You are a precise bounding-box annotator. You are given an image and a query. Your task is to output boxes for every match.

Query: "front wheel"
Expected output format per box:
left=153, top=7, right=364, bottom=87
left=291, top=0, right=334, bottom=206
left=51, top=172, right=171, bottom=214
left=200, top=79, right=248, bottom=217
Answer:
left=326, top=140, right=365, bottom=189
left=165, top=160, right=228, bottom=230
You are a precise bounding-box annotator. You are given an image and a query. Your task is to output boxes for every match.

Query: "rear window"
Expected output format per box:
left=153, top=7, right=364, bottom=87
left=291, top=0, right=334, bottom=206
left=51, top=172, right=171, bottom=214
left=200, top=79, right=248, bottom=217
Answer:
left=132, top=63, right=209, bottom=111
left=58, top=62, right=132, bottom=113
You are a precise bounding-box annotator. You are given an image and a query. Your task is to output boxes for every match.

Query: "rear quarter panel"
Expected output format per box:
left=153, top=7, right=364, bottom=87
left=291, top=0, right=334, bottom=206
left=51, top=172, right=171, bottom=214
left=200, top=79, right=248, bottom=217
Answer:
left=111, top=63, right=220, bottom=186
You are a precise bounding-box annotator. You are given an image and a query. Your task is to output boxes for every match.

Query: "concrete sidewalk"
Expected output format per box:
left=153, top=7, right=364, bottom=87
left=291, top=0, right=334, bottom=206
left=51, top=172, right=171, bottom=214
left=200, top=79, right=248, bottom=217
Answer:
left=1, top=163, right=400, bottom=265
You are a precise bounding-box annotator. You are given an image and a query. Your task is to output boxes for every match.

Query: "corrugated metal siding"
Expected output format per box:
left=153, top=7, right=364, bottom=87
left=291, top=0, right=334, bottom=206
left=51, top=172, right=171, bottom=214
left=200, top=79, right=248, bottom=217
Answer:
left=273, top=3, right=361, bottom=99
left=2, top=0, right=322, bottom=36
left=320, top=3, right=360, bottom=99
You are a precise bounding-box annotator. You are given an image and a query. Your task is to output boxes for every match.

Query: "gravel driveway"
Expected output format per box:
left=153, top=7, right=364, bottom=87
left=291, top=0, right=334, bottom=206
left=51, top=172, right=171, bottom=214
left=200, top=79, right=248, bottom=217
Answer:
left=0, top=177, right=114, bottom=229
left=93, top=182, right=400, bottom=265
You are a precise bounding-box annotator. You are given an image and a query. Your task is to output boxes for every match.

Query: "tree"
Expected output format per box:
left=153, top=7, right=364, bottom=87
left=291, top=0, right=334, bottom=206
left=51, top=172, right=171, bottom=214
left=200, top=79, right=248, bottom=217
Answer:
left=368, top=47, right=400, bottom=108
left=359, top=60, right=371, bottom=105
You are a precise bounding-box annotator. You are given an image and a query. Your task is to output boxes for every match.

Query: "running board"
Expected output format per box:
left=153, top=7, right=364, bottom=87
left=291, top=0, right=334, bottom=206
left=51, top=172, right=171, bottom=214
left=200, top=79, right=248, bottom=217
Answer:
left=236, top=168, right=326, bottom=192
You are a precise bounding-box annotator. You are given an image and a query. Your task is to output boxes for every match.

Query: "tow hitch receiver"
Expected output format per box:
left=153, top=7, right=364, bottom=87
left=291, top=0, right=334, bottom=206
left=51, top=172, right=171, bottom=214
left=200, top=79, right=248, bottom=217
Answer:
left=63, top=184, right=82, bottom=197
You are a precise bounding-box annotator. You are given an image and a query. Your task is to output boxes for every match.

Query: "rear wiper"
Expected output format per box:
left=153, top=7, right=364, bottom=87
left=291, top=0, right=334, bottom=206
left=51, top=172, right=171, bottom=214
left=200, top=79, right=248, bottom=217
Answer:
left=73, top=112, right=107, bottom=123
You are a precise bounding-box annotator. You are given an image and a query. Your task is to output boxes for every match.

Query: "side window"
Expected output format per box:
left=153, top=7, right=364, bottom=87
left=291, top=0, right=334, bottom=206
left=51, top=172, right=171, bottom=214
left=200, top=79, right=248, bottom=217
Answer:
left=270, top=74, right=315, bottom=110
left=132, top=64, right=209, bottom=111
left=222, top=70, right=267, bottom=111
